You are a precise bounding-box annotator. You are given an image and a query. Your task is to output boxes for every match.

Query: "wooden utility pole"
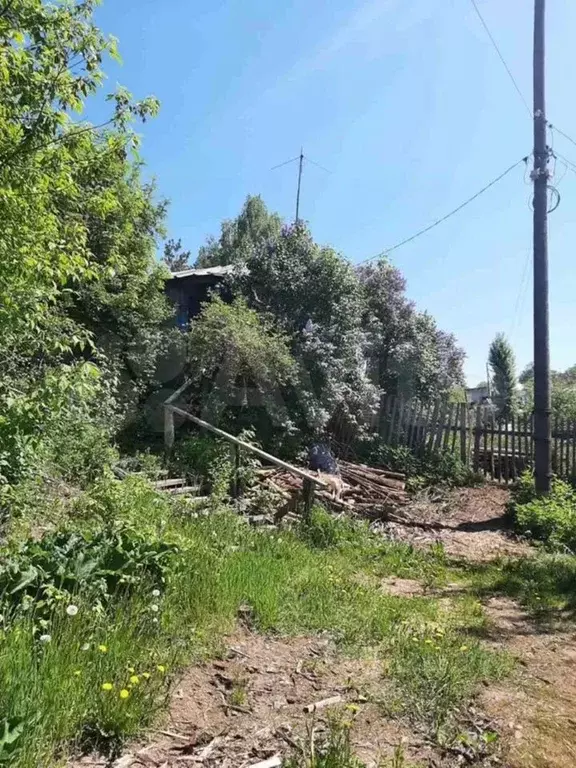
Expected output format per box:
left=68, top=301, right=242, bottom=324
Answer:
left=295, top=147, right=304, bottom=223
left=532, top=0, right=551, bottom=493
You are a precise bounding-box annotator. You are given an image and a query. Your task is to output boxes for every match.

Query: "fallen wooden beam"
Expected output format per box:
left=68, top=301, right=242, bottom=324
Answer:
left=165, top=406, right=328, bottom=489
left=303, top=694, right=343, bottom=713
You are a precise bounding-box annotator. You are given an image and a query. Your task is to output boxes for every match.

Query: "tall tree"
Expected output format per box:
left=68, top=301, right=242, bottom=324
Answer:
left=163, top=238, right=192, bottom=271
left=489, top=333, right=517, bottom=419
left=358, top=260, right=465, bottom=400
left=196, top=195, right=282, bottom=268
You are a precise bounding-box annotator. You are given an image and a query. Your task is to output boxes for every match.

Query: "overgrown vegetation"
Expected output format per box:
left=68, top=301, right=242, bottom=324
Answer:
left=509, top=472, right=576, bottom=553
left=0, top=486, right=511, bottom=766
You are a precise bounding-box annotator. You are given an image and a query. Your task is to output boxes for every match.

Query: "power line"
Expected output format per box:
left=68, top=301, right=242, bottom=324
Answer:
left=548, top=123, right=576, bottom=152
left=357, top=157, right=528, bottom=265
left=509, top=248, right=531, bottom=342
left=469, top=0, right=532, bottom=117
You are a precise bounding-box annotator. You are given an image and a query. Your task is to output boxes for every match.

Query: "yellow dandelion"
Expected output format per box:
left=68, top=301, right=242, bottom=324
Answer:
left=101, top=682, right=113, bottom=691
left=74, top=670, right=82, bottom=676
left=119, top=689, right=130, bottom=699
left=424, top=639, right=433, bottom=645
left=157, top=664, right=166, bottom=674
left=459, top=645, right=469, bottom=652
left=130, top=675, right=140, bottom=685
left=142, top=672, right=151, bottom=680
left=434, top=645, right=441, bottom=651
left=98, top=644, right=108, bottom=653
left=128, top=666, right=135, bottom=674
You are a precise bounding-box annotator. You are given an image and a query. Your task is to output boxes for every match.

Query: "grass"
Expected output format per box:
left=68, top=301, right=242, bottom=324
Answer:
left=0, top=479, right=514, bottom=766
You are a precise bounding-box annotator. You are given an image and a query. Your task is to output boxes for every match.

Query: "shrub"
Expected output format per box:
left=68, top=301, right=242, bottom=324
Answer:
left=0, top=525, right=176, bottom=630
left=364, top=440, right=481, bottom=490
left=510, top=473, right=576, bottom=552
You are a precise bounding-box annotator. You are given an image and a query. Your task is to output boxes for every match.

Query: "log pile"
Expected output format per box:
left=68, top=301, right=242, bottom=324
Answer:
left=256, top=460, right=409, bottom=522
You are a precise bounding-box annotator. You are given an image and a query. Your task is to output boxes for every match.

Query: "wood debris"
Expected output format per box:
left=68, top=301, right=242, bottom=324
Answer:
left=255, top=460, right=409, bottom=521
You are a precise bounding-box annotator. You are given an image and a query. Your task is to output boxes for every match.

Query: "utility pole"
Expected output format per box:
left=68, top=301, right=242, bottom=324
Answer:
left=532, top=0, right=551, bottom=493
left=295, top=147, right=304, bottom=223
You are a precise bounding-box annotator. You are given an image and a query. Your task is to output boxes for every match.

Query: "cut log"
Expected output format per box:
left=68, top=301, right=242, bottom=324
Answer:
left=303, top=694, right=343, bottom=713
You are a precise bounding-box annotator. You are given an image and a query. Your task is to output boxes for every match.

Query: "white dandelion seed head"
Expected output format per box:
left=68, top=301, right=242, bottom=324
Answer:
left=66, top=604, right=79, bottom=617
left=81, top=643, right=90, bottom=651
left=150, top=604, right=159, bottom=613
left=39, top=634, right=52, bottom=644
left=151, top=589, right=161, bottom=598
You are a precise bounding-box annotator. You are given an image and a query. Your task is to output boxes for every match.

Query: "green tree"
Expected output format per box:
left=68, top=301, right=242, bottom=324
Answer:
left=0, top=0, right=162, bottom=480
left=186, top=297, right=296, bottom=444
left=358, top=260, right=465, bottom=400
left=196, top=195, right=282, bottom=268
left=163, top=238, right=192, bottom=271
left=489, top=333, right=517, bottom=420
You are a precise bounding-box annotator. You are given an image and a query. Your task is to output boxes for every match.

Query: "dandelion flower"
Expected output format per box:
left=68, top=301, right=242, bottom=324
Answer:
left=39, top=634, right=52, bottom=644
left=74, top=670, right=82, bottom=676
left=129, top=675, right=140, bottom=685
left=119, top=689, right=130, bottom=699
left=98, top=644, right=108, bottom=653
left=66, top=604, right=79, bottom=617
left=459, top=645, right=469, bottom=652
left=102, top=682, right=113, bottom=691
left=157, top=665, right=166, bottom=674
left=424, top=639, right=433, bottom=645
left=142, top=672, right=151, bottom=680
left=128, top=667, right=135, bottom=674
left=150, top=604, right=159, bottom=613
left=152, top=589, right=161, bottom=598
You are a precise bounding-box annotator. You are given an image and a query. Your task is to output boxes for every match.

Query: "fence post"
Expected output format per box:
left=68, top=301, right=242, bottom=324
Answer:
left=164, top=406, right=175, bottom=455
left=459, top=404, right=468, bottom=464
left=473, top=406, right=482, bottom=472
left=232, top=444, right=241, bottom=498
left=302, top=478, right=314, bottom=522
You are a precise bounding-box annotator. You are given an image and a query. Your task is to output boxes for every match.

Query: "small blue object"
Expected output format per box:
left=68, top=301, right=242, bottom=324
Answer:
left=308, top=443, right=339, bottom=476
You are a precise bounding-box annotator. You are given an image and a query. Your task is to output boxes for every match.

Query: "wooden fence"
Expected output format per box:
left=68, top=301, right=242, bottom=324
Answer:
left=376, top=395, right=576, bottom=483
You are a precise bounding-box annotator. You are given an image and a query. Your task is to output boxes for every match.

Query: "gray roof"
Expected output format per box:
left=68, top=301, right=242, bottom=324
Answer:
left=168, top=265, right=236, bottom=279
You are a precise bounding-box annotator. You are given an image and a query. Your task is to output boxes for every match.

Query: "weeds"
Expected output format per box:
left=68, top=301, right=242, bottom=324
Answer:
left=0, top=480, right=510, bottom=766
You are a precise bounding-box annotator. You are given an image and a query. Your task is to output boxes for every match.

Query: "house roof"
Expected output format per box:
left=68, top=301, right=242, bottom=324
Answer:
left=168, top=265, right=235, bottom=279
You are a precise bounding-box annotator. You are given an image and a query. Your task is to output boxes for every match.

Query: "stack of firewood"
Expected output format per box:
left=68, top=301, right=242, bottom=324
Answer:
left=255, top=460, right=408, bottom=521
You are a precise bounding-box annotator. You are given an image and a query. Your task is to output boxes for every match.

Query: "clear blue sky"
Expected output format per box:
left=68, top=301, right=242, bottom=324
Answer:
left=91, top=0, right=576, bottom=386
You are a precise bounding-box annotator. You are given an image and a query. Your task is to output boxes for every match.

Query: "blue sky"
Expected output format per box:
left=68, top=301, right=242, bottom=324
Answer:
left=91, top=0, right=576, bottom=385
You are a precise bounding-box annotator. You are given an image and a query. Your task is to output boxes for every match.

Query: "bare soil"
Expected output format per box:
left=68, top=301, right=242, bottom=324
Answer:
left=377, top=485, right=533, bottom=562
left=76, top=486, right=576, bottom=768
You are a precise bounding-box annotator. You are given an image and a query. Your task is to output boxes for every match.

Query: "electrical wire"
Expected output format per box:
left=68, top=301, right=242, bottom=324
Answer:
left=469, top=0, right=532, bottom=117
left=548, top=123, right=576, bottom=152
left=509, top=248, right=531, bottom=343
left=356, top=157, right=528, bottom=265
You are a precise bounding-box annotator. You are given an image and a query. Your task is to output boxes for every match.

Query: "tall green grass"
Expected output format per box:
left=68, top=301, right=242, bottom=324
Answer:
left=0, top=480, right=510, bottom=766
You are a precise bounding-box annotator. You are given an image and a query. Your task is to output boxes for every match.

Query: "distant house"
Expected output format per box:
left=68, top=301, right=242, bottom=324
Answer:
left=164, top=265, right=235, bottom=327
left=466, top=385, right=491, bottom=406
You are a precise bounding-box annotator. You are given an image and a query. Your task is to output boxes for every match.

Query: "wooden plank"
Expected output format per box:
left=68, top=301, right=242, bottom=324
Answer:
left=482, top=406, right=488, bottom=475
left=433, top=401, right=447, bottom=453
left=489, top=410, right=495, bottom=480
left=418, top=401, right=432, bottom=453
left=510, top=413, right=516, bottom=480
left=427, top=400, right=440, bottom=453
left=450, top=403, right=459, bottom=453
left=553, top=414, right=559, bottom=474
left=166, top=405, right=328, bottom=489
left=497, top=414, right=503, bottom=482
left=473, top=406, right=482, bottom=473
left=164, top=406, right=175, bottom=453
left=164, top=378, right=192, bottom=405
left=387, top=396, right=399, bottom=444
left=504, top=416, right=509, bottom=484
left=396, top=397, right=406, bottom=445
left=459, top=403, right=468, bottom=464
left=443, top=403, right=455, bottom=452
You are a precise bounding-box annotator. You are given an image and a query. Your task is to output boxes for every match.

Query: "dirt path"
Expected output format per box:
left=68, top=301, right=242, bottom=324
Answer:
left=377, top=485, right=533, bottom=562
left=77, top=487, right=576, bottom=768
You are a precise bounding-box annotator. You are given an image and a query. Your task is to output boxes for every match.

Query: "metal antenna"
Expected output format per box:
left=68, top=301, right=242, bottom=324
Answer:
left=270, top=149, right=331, bottom=223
